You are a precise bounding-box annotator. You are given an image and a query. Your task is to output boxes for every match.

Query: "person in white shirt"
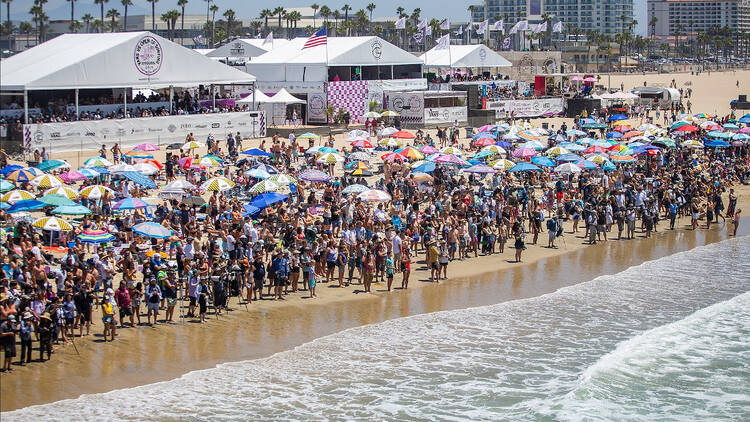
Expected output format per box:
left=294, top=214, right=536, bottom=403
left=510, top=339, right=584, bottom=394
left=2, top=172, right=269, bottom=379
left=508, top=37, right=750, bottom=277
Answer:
left=392, top=232, right=402, bottom=273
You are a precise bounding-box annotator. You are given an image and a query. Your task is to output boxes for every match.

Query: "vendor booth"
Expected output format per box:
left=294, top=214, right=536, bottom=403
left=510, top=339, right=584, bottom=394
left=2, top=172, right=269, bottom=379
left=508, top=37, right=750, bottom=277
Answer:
left=419, top=44, right=512, bottom=71
left=384, top=91, right=467, bottom=127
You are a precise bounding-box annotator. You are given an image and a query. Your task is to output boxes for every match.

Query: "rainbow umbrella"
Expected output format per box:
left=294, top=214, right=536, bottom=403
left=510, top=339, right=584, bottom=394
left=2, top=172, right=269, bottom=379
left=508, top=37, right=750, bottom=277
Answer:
left=125, top=150, right=154, bottom=159
left=610, top=154, right=636, bottom=163
left=6, top=168, right=35, bottom=182
left=112, top=198, right=149, bottom=210
left=77, top=230, right=115, bottom=244
left=396, top=146, right=424, bottom=160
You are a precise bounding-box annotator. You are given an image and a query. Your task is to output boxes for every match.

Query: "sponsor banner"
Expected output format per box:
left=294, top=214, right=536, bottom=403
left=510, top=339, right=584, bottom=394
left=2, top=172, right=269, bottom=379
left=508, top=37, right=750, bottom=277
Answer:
left=23, top=111, right=266, bottom=153
left=306, top=92, right=327, bottom=124
left=486, top=98, right=564, bottom=118
left=377, top=78, right=428, bottom=92
left=198, top=99, right=236, bottom=109
left=385, top=92, right=424, bottom=125
left=1, top=102, right=172, bottom=119
left=255, top=81, right=325, bottom=95
left=365, top=81, right=385, bottom=113
left=424, top=107, right=468, bottom=124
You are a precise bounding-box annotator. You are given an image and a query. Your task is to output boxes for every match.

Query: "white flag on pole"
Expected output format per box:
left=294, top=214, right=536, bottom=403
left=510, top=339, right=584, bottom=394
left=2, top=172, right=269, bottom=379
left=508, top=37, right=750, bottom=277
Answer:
left=509, top=20, right=528, bottom=34
left=440, top=19, right=450, bottom=30
left=493, top=20, right=504, bottom=32
left=395, top=17, right=406, bottom=29
left=455, top=25, right=463, bottom=35
left=263, top=31, right=273, bottom=45
left=426, top=26, right=432, bottom=37
left=553, top=21, right=563, bottom=33
left=477, top=20, right=488, bottom=35
left=435, top=34, right=450, bottom=50
left=417, top=19, right=427, bottom=30
left=533, top=21, right=547, bottom=34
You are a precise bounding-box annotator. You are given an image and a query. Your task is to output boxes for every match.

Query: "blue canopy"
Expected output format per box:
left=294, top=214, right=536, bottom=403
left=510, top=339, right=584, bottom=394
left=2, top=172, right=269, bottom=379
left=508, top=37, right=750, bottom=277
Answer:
left=705, top=140, right=731, bottom=147
left=0, top=165, right=22, bottom=176
left=531, top=156, right=555, bottom=167
left=737, top=114, right=750, bottom=124
left=242, top=204, right=262, bottom=218
left=241, top=148, right=272, bottom=157
left=7, top=200, right=45, bottom=213
left=472, top=132, right=497, bottom=139
left=249, top=192, right=288, bottom=208
left=411, top=161, right=436, bottom=173
left=606, top=131, right=623, bottom=138
left=602, top=161, right=616, bottom=172
left=120, top=171, right=157, bottom=189
left=508, top=162, right=541, bottom=172
left=495, top=141, right=513, bottom=149
left=556, top=153, right=583, bottom=162
left=607, top=114, right=628, bottom=121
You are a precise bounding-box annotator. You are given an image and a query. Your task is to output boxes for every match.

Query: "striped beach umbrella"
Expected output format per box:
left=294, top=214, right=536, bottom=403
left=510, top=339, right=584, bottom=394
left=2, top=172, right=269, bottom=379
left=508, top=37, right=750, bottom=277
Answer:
left=378, top=138, right=403, bottom=148
left=610, top=154, right=636, bottom=163
left=112, top=198, right=149, bottom=210
left=84, top=157, right=113, bottom=168
left=681, top=140, right=704, bottom=148
left=182, top=140, right=205, bottom=150
left=79, top=185, right=114, bottom=199
left=298, top=169, right=332, bottom=182
left=349, top=152, right=372, bottom=162
left=481, top=145, right=507, bottom=156
left=245, top=167, right=271, bottom=179
left=201, top=177, right=235, bottom=192
left=198, top=156, right=222, bottom=167
left=342, top=184, right=368, bottom=194
left=490, top=159, right=516, bottom=171
left=518, top=131, right=540, bottom=141
left=52, top=205, right=92, bottom=215
left=358, top=189, right=392, bottom=202
left=124, top=150, right=154, bottom=159
left=77, top=230, right=115, bottom=244
left=381, top=152, right=407, bottom=163
left=267, top=174, right=298, bottom=185
left=350, top=139, right=374, bottom=149
left=251, top=179, right=284, bottom=193
left=6, top=168, right=36, bottom=182
left=396, top=146, right=424, bottom=160
left=439, top=146, right=464, bottom=156
left=133, top=143, right=159, bottom=151
left=316, top=153, right=345, bottom=164
left=511, top=148, right=537, bottom=158
left=0, top=180, right=15, bottom=192
left=30, top=174, right=64, bottom=189
left=546, top=146, right=570, bottom=157
left=1, top=190, right=35, bottom=204
left=32, top=216, right=73, bottom=232
left=45, top=186, right=78, bottom=199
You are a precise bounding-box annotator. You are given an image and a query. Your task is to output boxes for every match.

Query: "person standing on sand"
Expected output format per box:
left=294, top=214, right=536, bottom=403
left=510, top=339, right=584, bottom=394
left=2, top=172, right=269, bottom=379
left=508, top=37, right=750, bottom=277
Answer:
left=427, top=240, right=440, bottom=283
left=100, top=291, right=115, bottom=342
left=401, top=246, right=411, bottom=290
left=362, top=249, right=375, bottom=293
left=732, top=209, right=741, bottom=236
left=514, top=233, right=525, bottom=263
left=145, top=278, right=162, bottom=326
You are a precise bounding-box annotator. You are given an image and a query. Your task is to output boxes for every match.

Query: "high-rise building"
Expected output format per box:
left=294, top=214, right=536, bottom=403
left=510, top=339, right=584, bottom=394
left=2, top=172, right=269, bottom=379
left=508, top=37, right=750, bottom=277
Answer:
left=469, top=0, right=634, bottom=35
left=647, top=0, right=745, bottom=38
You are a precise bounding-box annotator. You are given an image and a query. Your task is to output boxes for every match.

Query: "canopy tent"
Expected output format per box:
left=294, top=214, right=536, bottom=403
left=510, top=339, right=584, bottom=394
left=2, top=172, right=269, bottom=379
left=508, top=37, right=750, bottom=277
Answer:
left=246, top=36, right=423, bottom=82
left=236, top=90, right=272, bottom=104
left=206, top=38, right=290, bottom=60
left=1, top=32, right=255, bottom=91
left=266, top=88, right=306, bottom=104
left=418, top=44, right=512, bottom=69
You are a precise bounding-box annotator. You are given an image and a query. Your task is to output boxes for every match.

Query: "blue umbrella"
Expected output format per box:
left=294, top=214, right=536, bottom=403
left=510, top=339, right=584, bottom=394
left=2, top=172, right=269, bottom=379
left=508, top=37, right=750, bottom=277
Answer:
left=242, top=204, right=262, bottom=218
left=412, top=161, right=436, bottom=173
left=249, top=192, right=288, bottom=208
left=241, top=148, right=271, bottom=157
left=0, top=165, right=22, bottom=176
left=0, top=202, right=9, bottom=210
left=7, top=200, right=45, bottom=213
left=52, top=205, right=93, bottom=215
left=37, top=160, right=69, bottom=172
left=133, top=222, right=173, bottom=239
left=121, top=171, right=157, bottom=189
left=556, top=153, right=583, bottom=162
left=473, top=131, right=497, bottom=139
left=705, top=140, right=731, bottom=148
left=253, top=163, right=279, bottom=174
left=531, top=156, right=555, bottom=167
left=602, top=161, right=616, bottom=172
left=89, top=166, right=110, bottom=175
left=606, top=131, right=623, bottom=138
left=495, top=141, right=513, bottom=149
left=607, top=114, right=628, bottom=121
left=707, top=130, right=731, bottom=139
left=576, top=159, right=597, bottom=169
left=508, top=162, right=541, bottom=172
left=0, top=180, right=15, bottom=192
left=737, top=114, right=750, bottom=124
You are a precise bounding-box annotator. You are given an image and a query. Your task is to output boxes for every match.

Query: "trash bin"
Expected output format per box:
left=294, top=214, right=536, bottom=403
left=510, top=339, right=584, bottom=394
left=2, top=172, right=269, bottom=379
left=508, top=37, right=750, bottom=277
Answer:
left=465, top=127, right=474, bottom=138
left=541, top=122, right=549, bottom=130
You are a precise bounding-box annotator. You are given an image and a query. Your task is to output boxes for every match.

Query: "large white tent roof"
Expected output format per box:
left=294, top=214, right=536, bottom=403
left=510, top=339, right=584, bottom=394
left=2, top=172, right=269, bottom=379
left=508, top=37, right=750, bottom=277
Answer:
left=0, top=32, right=255, bottom=91
left=419, top=44, right=511, bottom=68
left=250, top=36, right=422, bottom=67
left=206, top=38, right=289, bottom=59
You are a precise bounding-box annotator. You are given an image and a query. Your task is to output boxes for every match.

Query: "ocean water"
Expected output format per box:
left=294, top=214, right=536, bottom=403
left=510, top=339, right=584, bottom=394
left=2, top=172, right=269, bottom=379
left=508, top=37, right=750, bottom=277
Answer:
left=7, top=236, right=750, bottom=421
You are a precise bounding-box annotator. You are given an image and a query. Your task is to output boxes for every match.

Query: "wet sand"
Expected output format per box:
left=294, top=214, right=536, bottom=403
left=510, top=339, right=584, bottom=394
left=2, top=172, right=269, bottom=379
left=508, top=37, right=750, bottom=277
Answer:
left=2, top=200, right=748, bottom=411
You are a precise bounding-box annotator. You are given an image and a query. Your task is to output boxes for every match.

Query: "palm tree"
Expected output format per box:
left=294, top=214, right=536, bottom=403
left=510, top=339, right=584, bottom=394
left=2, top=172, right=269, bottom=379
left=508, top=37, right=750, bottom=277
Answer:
left=332, top=9, right=340, bottom=32
left=94, top=0, right=108, bottom=27
left=649, top=15, right=658, bottom=40
left=204, top=0, right=211, bottom=27
left=82, top=13, right=93, bottom=32
left=121, top=0, right=132, bottom=31
left=287, top=10, right=301, bottom=36
left=223, top=9, right=234, bottom=40
left=260, top=9, right=272, bottom=32
left=69, top=19, right=82, bottom=32
left=20, top=21, right=32, bottom=47
left=354, top=9, right=367, bottom=35
left=311, top=3, right=319, bottom=27
left=167, top=9, right=180, bottom=39
left=146, top=0, right=158, bottom=31
left=91, top=18, right=104, bottom=33
left=178, top=0, right=188, bottom=44
left=29, top=5, right=41, bottom=41
left=467, top=6, right=474, bottom=44
left=273, top=6, right=285, bottom=31
left=366, top=3, right=375, bottom=27
left=34, top=0, right=48, bottom=41
left=66, top=0, right=77, bottom=22
left=319, top=5, right=331, bottom=27
left=585, top=30, right=600, bottom=71
left=342, top=4, right=351, bottom=24
left=1, top=0, right=11, bottom=36
left=209, top=3, right=218, bottom=45
left=106, top=8, right=120, bottom=32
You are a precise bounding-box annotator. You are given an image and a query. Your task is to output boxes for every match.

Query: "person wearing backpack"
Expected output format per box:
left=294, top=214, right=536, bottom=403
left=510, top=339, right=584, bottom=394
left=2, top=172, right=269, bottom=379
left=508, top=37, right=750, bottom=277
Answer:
left=546, top=215, right=558, bottom=248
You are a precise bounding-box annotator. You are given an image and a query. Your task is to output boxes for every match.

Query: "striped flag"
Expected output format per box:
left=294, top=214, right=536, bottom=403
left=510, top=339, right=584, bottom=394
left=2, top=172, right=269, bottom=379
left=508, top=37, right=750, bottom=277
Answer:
left=302, top=27, right=327, bottom=50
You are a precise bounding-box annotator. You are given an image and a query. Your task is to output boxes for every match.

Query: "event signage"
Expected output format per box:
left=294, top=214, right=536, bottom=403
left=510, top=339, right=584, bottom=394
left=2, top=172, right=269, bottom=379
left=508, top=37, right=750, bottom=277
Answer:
left=306, top=92, right=327, bottom=123
left=134, top=35, right=163, bottom=76
left=23, top=111, right=266, bottom=153
left=424, top=106, right=468, bottom=124
left=385, top=92, right=424, bottom=125
left=256, top=81, right=325, bottom=95
left=486, top=98, right=564, bottom=118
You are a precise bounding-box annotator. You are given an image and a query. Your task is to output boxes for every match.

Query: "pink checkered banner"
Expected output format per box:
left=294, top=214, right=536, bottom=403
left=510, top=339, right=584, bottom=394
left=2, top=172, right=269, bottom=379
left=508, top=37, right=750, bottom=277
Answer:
left=326, top=81, right=368, bottom=124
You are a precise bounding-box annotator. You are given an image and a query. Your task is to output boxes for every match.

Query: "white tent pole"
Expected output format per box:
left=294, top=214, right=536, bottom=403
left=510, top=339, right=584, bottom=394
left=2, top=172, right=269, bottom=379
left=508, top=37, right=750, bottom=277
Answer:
left=123, top=88, right=127, bottom=118
left=212, top=85, right=216, bottom=110
left=169, top=86, right=174, bottom=114
left=252, top=83, right=256, bottom=111
left=23, top=89, right=28, bottom=124
left=75, top=89, right=79, bottom=120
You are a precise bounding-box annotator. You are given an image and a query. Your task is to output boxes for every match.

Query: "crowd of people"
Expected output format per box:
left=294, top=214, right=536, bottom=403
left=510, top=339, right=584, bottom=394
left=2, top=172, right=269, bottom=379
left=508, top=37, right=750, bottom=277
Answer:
left=0, top=106, right=748, bottom=373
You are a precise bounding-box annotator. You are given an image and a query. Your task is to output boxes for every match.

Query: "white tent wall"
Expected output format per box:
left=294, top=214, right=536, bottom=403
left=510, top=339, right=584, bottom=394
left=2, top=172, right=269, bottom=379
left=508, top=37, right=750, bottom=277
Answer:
left=419, top=44, right=512, bottom=69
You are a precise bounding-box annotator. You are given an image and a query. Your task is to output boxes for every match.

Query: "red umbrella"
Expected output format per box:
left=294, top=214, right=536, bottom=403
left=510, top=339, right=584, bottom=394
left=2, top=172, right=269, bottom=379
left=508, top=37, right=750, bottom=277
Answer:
left=350, top=139, right=373, bottom=148
left=178, top=157, right=193, bottom=169
left=673, top=125, right=699, bottom=132
left=381, top=152, right=406, bottom=163
left=613, top=124, right=632, bottom=133
left=137, top=158, right=164, bottom=170
left=473, top=138, right=495, bottom=146
left=391, top=130, right=415, bottom=139
left=585, top=146, right=606, bottom=154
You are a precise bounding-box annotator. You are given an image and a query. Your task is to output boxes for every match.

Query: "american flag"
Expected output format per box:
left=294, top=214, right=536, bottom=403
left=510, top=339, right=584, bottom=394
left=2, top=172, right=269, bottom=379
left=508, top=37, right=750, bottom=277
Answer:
left=302, top=27, right=327, bottom=50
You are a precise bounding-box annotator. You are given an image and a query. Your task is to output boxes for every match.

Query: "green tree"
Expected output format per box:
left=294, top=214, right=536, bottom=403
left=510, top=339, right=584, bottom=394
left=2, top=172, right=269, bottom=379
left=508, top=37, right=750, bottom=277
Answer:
left=1, top=0, right=12, bottom=36
left=68, top=19, right=82, bottom=32
left=273, top=6, right=285, bottom=31
left=310, top=3, right=319, bottom=27
left=319, top=5, right=331, bottom=26
left=82, top=13, right=93, bottom=32
left=223, top=8, right=235, bottom=40
left=20, top=21, right=32, bottom=47
left=366, top=3, right=375, bottom=29
left=95, top=0, right=108, bottom=27
left=260, top=8, right=272, bottom=32
left=106, top=8, right=120, bottom=32
left=66, top=0, right=77, bottom=22
left=146, top=0, right=158, bottom=31
left=178, top=0, right=188, bottom=44
left=209, top=3, right=218, bottom=45
left=342, top=4, right=351, bottom=23
left=121, top=0, right=132, bottom=31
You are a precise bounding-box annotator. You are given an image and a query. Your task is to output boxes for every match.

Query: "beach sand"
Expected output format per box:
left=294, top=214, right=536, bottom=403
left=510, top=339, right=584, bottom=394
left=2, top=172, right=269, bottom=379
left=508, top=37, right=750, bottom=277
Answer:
left=1, top=69, right=749, bottom=411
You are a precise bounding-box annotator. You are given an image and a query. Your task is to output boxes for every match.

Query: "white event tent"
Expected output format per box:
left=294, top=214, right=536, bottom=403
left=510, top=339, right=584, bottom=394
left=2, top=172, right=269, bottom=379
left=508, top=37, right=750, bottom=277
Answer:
left=246, top=36, right=423, bottom=82
left=237, top=88, right=306, bottom=126
left=207, top=38, right=289, bottom=61
left=0, top=31, right=256, bottom=122
left=419, top=44, right=512, bottom=69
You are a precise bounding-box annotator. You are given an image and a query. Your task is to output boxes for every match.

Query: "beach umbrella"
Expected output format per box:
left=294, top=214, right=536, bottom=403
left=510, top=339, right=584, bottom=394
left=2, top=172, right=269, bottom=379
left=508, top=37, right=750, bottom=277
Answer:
left=121, top=171, right=157, bottom=189
left=391, top=130, right=415, bottom=139
left=132, top=143, right=159, bottom=151
left=241, top=148, right=272, bottom=157
left=2, top=190, right=35, bottom=204
left=7, top=200, right=45, bottom=213
left=0, top=165, right=23, bottom=176
left=693, top=113, right=712, bottom=119
left=33, top=216, right=73, bottom=232
left=464, top=164, right=497, bottom=174
left=567, top=129, right=586, bottom=137
left=610, top=154, right=636, bottom=163
left=136, top=159, right=163, bottom=170
left=473, top=138, right=495, bottom=147
left=132, top=163, right=160, bottom=175
left=411, top=161, right=436, bottom=173
left=84, top=157, right=113, bottom=168
left=681, top=140, right=704, bottom=148
left=182, top=140, right=205, bottom=150
left=299, top=169, right=332, bottom=182
left=251, top=179, right=284, bottom=193
left=58, top=171, right=88, bottom=183
left=556, top=153, right=583, bottom=163
left=605, top=131, right=623, bottom=139
left=358, top=189, right=391, bottom=202
left=511, top=148, right=537, bottom=158
left=435, top=154, right=469, bottom=166
left=707, top=130, right=732, bottom=139
left=76, top=168, right=101, bottom=179
left=490, top=159, right=516, bottom=171
left=723, top=123, right=739, bottom=130
left=554, top=162, right=582, bottom=174
left=397, top=146, right=424, bottom=160
left=109, top=163, right=137, bottom=174
left=349, top=168, right=373, bottom=177
left=45, top=186, right=78, bottom=199
left=350, top=139, right=374, bottom=149
left=180, top=196, right=206, bottom=207
left=242, top=205, right=262, bottom=218
left=737, top=114, right=750, bottom=124
left=124, top=150, right=154, bottom=159
left=37, top=159, right=70, bottom=172
left=472, top=150, right=494, bottom=160
left=519, top=140, right=545, bottom=151
left=481, top=145, right=507, bottom=156
left=612, top=124, right=632, bottom=133
left=546, top=146, right=570, bottom=157
left=409, top=172, right=433, bottom=183
left=607, top=114, right=628, bottom=121
left=245, top=167, right=271, bottom=179
left=250, top=192, right=288, bottom=208
left=732, top=133, right=749, bottom=141
left=672, top=124, right=699, bottom=133
left=30, top=174, right=64, bottom=189
left=349, top=152, right=372, bottom=162
left=378, top=127, right=398, bottom=137
left=585, top=154, right=610, bottom=165
left=198, top=156, right=222, bottom=167
left=52, top=205, right=93, bottom=215
left=297, top=132, right=320, bottom=139
left=316, top=153, right=345, bottom=164
left=342, top=184, right=368, bottom=194
left=378, top=138, right=403, bottom=148
left=6, top=168, right=35, bottom=182
left=79, top=185, right=114, bottom=199
left=252, top=163, right=279, bottom=175
left=380, top=110, right=400, bottom=117
left=705, top=140, right=731, bottom=148
left=508, top=162, right=541, bottom=172
left=77, top=230, right=115, bottom=244
left=133, top=222, right=173, bottom=239
left=575, top=159, right=598, bottom=169
left=531, top=156, right=556, bottom=167
left=0, top=180, right=15, bottom=192
left=349, top=129, right=370, bottom=139
left=201, top=177, right=235, bottom=192
left=38, top=194, right=76, bottom=207
left=602, top=161, right=616, bottom=172
left=585, top=145, right=607, bottom=154
left=381, top=152, right=407, bottom=163
left=620, top=131, right=643, bottom=140
left=517, top=131, right=540, bottom=142
left=419, top=145, right=439, bottom=155
left=112, top=198, right=149, bottom=210
left=473, top=131, right=497, bottom=140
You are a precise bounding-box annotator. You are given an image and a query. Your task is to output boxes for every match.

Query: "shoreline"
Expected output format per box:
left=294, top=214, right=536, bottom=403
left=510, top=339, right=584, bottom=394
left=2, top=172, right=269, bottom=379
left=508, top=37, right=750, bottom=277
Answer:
left=2, top=193, right=749, bottom=411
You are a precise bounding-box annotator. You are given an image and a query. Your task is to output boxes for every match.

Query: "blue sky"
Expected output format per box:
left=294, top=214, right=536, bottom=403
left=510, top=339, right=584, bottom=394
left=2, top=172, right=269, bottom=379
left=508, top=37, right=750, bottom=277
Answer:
left=4, top=0, right=647, bottom=35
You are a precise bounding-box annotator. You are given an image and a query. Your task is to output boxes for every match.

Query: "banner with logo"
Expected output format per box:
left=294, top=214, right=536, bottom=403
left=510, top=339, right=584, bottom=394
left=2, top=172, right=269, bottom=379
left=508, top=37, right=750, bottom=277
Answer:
left=424, top=106, right=468, bottom=124
left=385, top=92, right=424, bottom=125
left=306, top=92, right=328, bottom=124
left=486, top=98, right=564, bottom=118
left=23, top=111, right=266, bottom=153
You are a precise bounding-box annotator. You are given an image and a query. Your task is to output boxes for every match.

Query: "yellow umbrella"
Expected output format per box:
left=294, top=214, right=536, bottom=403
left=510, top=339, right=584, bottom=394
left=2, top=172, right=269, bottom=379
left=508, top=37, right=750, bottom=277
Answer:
left=32, top=216, right=73, bottom=232
left=1, top=190, right=35, bottom=204
left=45, top=186, right=79, bottom=200
left=30, top=174, right=64, bottom=189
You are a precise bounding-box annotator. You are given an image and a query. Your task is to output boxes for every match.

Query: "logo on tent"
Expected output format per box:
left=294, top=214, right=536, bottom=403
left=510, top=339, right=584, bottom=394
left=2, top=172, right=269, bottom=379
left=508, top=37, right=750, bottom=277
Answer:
left=370, top=40, right=382, bottom=60
left=479, top=48, right=487, bottom=62
left=134, top=36, right=163, bottom=76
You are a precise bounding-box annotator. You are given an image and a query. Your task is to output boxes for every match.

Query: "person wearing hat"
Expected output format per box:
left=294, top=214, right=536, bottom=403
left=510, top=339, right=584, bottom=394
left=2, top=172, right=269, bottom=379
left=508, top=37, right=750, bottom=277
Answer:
left=145, top=278, right=162, bottom=326
left=0, top=314, right=16, bottom=371
left=38, top=312, right=53, bottom=361
left=100, top=290, right=115, bottom=342
left=18, top=312, right=34, bottom=365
